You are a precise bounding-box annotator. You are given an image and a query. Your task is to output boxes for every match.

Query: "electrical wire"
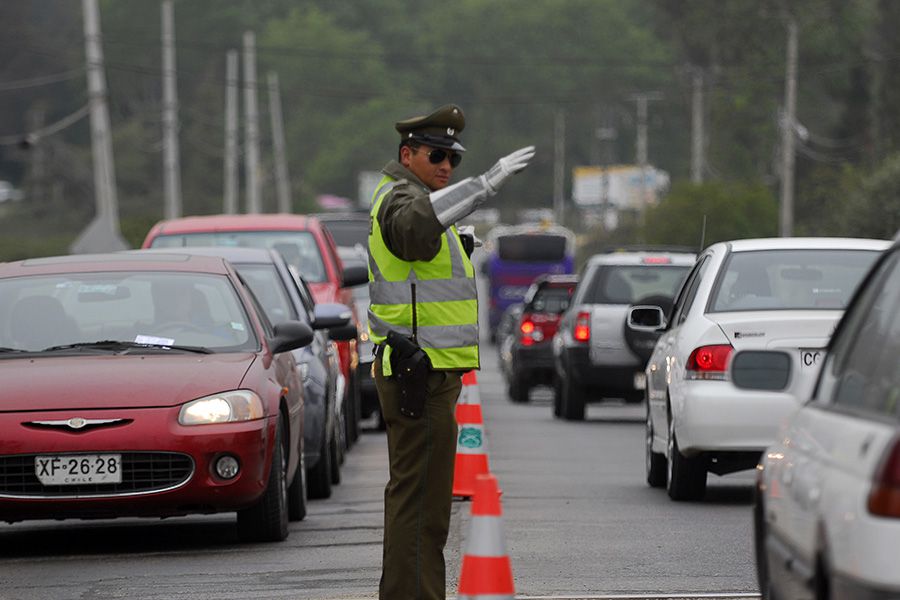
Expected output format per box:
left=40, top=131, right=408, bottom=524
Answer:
left=0, top=104, right=90, bottom=146
left=0, top=68, right=84, bottom=92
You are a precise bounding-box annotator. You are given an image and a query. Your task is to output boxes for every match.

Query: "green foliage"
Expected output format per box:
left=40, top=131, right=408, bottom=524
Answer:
left=642, top=181, right=778, bottom=249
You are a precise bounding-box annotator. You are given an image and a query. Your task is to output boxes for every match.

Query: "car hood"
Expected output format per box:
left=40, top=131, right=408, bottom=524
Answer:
left=710, top=311, right=842, bottom=349
left=0, top=353, right=257, bottom=412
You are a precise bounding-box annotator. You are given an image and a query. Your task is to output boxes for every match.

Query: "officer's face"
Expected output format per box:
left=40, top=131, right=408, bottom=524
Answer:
left=402, top=144, right=455, bottom=191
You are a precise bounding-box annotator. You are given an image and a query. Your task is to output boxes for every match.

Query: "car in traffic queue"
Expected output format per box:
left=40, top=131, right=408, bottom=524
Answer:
left=636, top=237, right=890, bottom=502
left=553, top=249, right=696, bottom=420
left=729, top=232, right=900, bottom=599
left=505, top=274, right=578, bottom=403
left=0, top=253, right=315, bottom=542
left=138, top=247, right=354, bottom=500
left=141, top=214, right=369, bottom=449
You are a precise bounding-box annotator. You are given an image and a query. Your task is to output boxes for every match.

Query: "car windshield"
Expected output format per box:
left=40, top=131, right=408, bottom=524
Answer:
left=151, top=231, right=328, bottom=283
left=582, top=265, right=691, bottom=304
left=527, top=285, right=574, bottom=313
left=321, top=219, right=369, bottom=248
left=0, top=272, right=256, bottom=353
left=709, top=249, right=879, bottom=312
left=235, top=264, right=298, bottom=325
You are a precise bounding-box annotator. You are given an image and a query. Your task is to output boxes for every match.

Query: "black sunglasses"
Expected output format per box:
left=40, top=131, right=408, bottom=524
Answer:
left=418, top=147, right=462, bottom=168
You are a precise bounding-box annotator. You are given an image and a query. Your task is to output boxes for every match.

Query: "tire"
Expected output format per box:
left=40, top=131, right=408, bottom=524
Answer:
left=666, top=417, right=706, bottom=501
left=329, top=424, right=342, bottom=485
left=306, top=429, right=333, bottom=500
left=561, top=376, right=585, bottom=421
left=552, top=378, right=563, bottom=418
left=288, top=448, right=307, bottom=521
left=753, top=486, right=774, bottom=600
left=237, top=419, right=289, bottom=542
left=507, top=371, right=530, bottom=404
left=645, top=403, right=667, bottom=488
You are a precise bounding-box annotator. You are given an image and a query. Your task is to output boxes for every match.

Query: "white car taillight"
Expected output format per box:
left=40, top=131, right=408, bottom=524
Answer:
left=868, top=436, right=900, bottom=518
left=685, top=344, right=733, bottom=381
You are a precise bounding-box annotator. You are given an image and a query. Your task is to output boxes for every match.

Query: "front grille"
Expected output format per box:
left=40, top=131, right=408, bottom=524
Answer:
left=0, top=452, right=194, bottom=498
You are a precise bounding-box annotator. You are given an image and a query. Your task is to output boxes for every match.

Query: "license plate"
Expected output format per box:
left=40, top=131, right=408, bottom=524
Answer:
left=35, top=454, right=122, bottom=485
left=634, top=372, right=647, bottom=390
left=799, top=348, right=824, bottom=369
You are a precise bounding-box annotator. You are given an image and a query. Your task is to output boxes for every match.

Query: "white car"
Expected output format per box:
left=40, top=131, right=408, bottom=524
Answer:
left=638, top=237, right=890, bottom=501
left=732, top=233, right=900, bottom=599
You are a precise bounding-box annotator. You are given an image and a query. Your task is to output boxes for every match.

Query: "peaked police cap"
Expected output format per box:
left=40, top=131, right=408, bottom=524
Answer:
left=395, top=104, right=466, bottom=152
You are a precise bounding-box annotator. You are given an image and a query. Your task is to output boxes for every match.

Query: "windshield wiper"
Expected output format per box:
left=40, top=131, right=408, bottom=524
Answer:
left=0, top=347, right=29, bottom=354
left=40, top=340, right=212, bottom=354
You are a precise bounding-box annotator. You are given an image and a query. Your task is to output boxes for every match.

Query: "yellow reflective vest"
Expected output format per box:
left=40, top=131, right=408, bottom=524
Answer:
left=367, top=174, right=479, bottom=375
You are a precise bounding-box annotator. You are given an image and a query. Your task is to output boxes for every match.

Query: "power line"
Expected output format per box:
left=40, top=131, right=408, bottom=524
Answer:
left=0, top=68, right=84, bottom=92
left=0, top=104, right=90, bottom=146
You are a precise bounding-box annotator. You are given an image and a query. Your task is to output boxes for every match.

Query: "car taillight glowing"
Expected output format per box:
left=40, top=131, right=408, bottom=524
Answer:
left=685, top=344, right=733, bottom=380
left=573, top=311, right=591, bottom=343
left=868, top=437, right=900, bottom=518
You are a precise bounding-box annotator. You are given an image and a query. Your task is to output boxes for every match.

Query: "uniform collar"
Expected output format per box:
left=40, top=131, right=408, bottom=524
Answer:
left=382, top=160, right=429, bottom=191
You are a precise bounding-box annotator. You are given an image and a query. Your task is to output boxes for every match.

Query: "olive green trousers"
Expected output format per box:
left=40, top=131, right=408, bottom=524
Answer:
left=375, top=357, right=463, bottom=600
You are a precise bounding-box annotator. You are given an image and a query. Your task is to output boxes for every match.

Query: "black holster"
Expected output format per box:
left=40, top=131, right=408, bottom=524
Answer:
left=385, top=330, right=431, bottom=419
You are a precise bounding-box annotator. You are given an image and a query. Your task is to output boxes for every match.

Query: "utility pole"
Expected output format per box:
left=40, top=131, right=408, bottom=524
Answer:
left=71, top=0, right=128, bottom=253
left=690, top=68, right=705, bottom=184
left=268, top=71, right=291, bottom=214
left=632, top=92, right=662, bottom=213
left=223, top=50, right=239, bottom=214
left=243, top=31, right=261, bottom=213
left=552, top=108, right=565, bottom=224
left=161, top=0, right=182, bottom=219
left=780, top=17, right=798, bottom=238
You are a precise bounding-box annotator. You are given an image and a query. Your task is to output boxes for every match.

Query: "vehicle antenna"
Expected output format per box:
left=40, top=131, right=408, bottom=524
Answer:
left=699, top=214, right=707, bottom=252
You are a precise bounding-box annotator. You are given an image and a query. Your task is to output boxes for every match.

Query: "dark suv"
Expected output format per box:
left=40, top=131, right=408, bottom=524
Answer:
left=504, top=275, right=578, bottom=403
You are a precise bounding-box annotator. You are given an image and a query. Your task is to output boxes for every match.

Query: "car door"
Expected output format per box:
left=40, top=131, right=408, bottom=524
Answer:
left=647, top=253, right=711, bottom=435
left=769, top=247, right=900, bottom=586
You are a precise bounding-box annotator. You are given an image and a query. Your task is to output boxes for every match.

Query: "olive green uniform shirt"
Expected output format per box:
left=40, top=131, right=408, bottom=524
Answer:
left=376, top=161, right=446, bottom=262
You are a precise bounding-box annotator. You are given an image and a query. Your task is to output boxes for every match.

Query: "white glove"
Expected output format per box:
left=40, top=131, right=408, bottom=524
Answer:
left=482, top=146, right=536, bottom=195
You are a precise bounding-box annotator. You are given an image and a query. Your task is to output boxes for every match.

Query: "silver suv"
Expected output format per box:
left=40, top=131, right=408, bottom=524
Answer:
left=552, top=249, right=696, bottom=420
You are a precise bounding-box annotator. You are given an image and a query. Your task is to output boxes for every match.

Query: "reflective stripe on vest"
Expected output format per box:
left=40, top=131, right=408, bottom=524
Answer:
left=367, top=174, right=479, bottom=372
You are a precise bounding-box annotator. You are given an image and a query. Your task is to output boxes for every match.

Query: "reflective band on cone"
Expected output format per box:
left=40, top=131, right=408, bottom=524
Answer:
left=454, top=370, right=496, bottom=498
left=457, top=473, right=514, bottom=600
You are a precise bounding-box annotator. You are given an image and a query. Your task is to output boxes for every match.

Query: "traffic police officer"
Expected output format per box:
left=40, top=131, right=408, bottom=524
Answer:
left=367, top=103, right=534, bottom=599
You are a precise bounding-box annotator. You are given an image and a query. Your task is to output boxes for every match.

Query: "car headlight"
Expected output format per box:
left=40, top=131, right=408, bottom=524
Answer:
left=179, top=390, right=264, bottom=425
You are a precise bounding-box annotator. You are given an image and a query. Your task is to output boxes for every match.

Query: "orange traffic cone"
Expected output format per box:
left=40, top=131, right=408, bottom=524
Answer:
left=457, top=473, right=515, bottom=600
left=453, top=371, right=493, bottom=498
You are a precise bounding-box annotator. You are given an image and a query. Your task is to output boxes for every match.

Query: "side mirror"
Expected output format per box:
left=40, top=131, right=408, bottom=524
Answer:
left=341, top=264, right=368, bottom=288
left=312, top=303, right=352, bottom=330
left=627, top=305, right=667, bottom=331
left=328, top=323, right=358, bottom=342
left=269, top=321, right=314, bottom=354
left=730, top=350, right=792, bottom=392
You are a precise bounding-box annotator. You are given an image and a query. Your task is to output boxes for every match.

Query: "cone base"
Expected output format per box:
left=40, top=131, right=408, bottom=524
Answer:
left=458, top=555, right=514, bottom=596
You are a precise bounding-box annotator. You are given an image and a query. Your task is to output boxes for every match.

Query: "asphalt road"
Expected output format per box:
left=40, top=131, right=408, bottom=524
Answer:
left=0, top=348, right=759, bottom=600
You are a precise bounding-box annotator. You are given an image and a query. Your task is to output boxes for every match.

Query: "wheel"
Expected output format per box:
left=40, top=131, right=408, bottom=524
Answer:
left=561, top=376, right=585, bottom=421
left=329, top=424, right=342, bottom=485
left=753, top=486, right=774, bottom=599
left=645, top=403, right=667, bottom=488
left=306, top=428, right=333, bottom=500
left=288, top=447, right=307, bottom=521
left=666, top=417, right=706, bottom=501
left=552, top=378, right=563, bottom=418
left=507, top=371, right=530, bottom=404
left=237, top=419, right=289, bottom=542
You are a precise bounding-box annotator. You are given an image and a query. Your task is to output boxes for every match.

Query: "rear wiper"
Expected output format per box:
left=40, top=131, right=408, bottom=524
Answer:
left=0, top=347, right=28, bottom=353
left=41, top=340, right=212, bottom=354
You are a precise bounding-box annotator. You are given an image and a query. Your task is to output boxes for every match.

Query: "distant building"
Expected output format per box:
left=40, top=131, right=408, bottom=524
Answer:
left=571, top=164, right=669, bottom=220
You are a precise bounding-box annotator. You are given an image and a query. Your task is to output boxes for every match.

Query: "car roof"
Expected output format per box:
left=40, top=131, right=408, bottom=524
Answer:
left=534, top=274, right=579, bottom=285
left=148, top=213, right=325, bottom=236
left=586, top=251, right=697, bottom=267
left=136, top=246, right=279, bottom=266
left=313, top=211, right=369, bottom=223
left=720, top=237, right=891, bottom=252
left=0, top=252, right=232, bottom=278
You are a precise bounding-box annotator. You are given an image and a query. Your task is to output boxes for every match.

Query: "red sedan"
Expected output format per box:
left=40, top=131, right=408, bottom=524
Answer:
left=141, top=214, right=369, bottom=445
left=0, top=253, right=314, bottom=542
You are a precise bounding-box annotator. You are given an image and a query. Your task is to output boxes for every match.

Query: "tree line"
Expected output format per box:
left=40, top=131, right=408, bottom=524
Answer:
left=0, top=0, right=897, bottom=259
